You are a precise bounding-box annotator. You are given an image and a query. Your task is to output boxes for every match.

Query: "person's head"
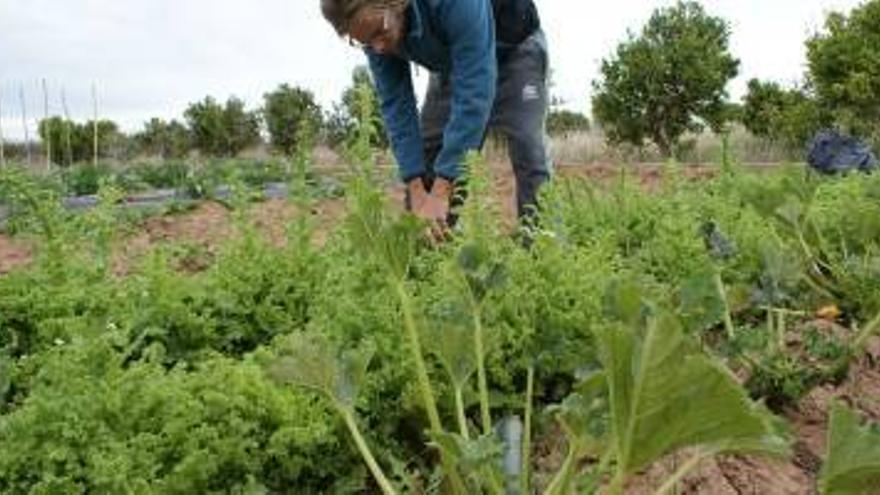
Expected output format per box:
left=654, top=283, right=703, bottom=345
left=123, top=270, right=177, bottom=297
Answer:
left=321, top=0, right=409, bottom=55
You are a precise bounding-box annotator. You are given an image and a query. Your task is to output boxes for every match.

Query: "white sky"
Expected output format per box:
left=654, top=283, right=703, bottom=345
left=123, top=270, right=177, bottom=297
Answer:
left=0, top=0, right=865, bottom=140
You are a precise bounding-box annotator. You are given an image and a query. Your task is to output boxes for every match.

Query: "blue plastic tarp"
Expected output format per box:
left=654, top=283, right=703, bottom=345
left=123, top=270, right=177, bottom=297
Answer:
left=807, top=129, right=878, bottom=174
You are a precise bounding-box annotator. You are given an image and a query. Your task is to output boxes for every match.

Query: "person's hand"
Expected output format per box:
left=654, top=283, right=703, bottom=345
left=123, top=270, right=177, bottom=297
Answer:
left=408, top=178, right=452, bottom=244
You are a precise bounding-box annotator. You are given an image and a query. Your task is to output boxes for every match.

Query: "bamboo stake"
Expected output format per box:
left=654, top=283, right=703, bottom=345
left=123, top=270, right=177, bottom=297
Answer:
left=19, top=84, right=31, bottom=165
left=0, top=91, right=6, bottom=168
left=92, top=82, right=98, bottom=166
left=60, top=88, right=73, bottom=165
left=42, top=78, right=51, bottom=170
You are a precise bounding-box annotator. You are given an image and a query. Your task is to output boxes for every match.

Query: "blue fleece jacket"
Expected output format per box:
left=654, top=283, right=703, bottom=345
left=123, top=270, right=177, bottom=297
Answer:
left=366, top=0, right=497, bottom=182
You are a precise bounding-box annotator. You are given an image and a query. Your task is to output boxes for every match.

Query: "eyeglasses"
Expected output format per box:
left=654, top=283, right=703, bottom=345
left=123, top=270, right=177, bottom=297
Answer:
left=346, top=9, right=390, bottom=50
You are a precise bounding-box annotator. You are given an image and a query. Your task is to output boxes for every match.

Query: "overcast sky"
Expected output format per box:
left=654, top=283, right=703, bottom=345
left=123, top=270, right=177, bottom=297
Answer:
left=0, top=0, right=865, bottom=140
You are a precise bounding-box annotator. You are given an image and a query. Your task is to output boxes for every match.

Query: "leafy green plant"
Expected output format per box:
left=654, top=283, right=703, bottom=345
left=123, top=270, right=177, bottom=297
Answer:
left=184, top=96, right=261, bottom=157
left=133, top=118, right=192, bottom=160
left=807, top=0, right=880, bottom=142
left=541, top=281, right=789, bottom=494
left=263, top=84, right=323, bottom=156
left=592, top=1, right=740, bottom=157
left=0, top=336, right=355, bottom=493
left=598, top=283, right=789, bottom=494
left=340, top=82, right=469, bottom=491
left=740, top=79, right=828, bottom=151
left=546, top=110, right=591, bottom=138
left=267, top=335, right=394, bottom=494
left=820, top=403, right=880, bottom=494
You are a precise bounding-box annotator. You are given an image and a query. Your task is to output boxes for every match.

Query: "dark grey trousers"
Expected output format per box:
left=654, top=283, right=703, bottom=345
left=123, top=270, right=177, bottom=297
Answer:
left=420, top=30, right=552, bottom=219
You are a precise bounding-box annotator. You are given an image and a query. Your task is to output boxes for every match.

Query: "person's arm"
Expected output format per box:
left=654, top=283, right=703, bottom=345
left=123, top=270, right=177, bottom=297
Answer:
left=366, top=53, right=425, bottom=182
left=432, top=0, right=497, bottom=181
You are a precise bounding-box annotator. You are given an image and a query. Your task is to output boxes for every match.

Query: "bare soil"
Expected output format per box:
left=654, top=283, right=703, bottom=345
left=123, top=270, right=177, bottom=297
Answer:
left=0, top=162, right=719, bottom=275
left=0, top=235, right=32, bottom=275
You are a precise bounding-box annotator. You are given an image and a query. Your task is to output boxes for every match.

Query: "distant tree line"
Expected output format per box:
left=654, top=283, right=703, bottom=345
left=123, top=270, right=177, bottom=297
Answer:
left=18, top=0, right=879, bottom=165
left=27, top=65, right=387, bottom=165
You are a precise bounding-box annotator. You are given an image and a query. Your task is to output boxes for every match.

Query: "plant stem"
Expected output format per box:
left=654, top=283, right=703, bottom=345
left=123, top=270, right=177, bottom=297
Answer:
left=471, top=303, right=492, bottom=436
left=395, top=282, right=442, bottom=433
left=454, top=386, right=470, bottom=440
left=766, top=307, right=777, bottom=352
left=712, top=269, right=735, bottom=340
left=543, top=442, right=578, bottom=495
left=608, top=472, right=625, bottom=495
left=580, top=448, right=616, bottom=494
left=521, top=365, right=534, bottom=495
left=341, top=407, right=398, bottom=495
left=395, top=283, right=468, bottom=494
left=652, top=449, right=713, bottom=495
left=853, top=311, right=880, bottom=352
left=777, top=310, right=787, bottom=351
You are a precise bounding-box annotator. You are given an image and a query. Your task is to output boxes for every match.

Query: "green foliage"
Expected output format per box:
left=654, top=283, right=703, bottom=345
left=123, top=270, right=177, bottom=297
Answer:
left=598, top=285, right=788, bottom=492
left=184, top=96, right=261, bottom=157
left=807, top=0, right=880, bottom=142
left=38, top=117, right=125, bottom=166
left=324, top=66, right=388, bottom=149
left=263, top=84, right=323, bottom=156
left=0, top=338, right=356, bottom=493
left=5, top=125, right=880, bottom=494
left=592, top=1, right=740, bottom=157
left=740, top=79, right=828, bottom=150
left=546, top=109, right=591, bottom=137
left=134, top=118, right=192, bottom=160
left=820, top=403, right=880, bottom=494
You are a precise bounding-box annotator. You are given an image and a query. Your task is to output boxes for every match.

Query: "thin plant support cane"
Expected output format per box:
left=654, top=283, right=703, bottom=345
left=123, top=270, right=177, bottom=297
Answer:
left=92, top=83, right=98, bottom=167
left=61, top=88, right=74, bottom=166
left=0, top=92, right=6, bottom=167
left=19, top=84, right=31, bottom=165
left=41, top=79, right=50, bottom=170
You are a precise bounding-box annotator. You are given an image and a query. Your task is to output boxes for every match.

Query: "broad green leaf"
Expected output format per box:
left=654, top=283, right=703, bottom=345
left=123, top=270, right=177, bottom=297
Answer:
left=753, top=244, right=802, bottom=306
left=456, top=242, right=508, bottom=302
left=346, top=182, right=421, bottom=282
left=429, top=431, right=503, bottom=482
left=678, top=271, right=725, bottom=332
left=602, top=278, right=648, bottom=327
left=425, top=299, right=477, bottom=387
left=266, top=335, right=373, bottom=410
left=820, top=403, right=880, bottom=495
left=599, top=309, right=788, bottom=475
left=774, top=197, right=807, bottom=229
left=549, top=372, right=610, bottom=457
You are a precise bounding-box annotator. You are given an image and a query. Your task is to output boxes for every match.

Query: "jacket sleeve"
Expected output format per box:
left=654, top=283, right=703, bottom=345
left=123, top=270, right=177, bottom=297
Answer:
left=367, top=53, right=425, bottom=182
left=433, top=0, right=497, bottom=180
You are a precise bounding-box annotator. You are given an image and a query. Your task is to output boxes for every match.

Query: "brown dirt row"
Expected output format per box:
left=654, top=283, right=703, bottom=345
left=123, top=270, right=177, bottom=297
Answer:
left=0, top=163, right=717, bottom=275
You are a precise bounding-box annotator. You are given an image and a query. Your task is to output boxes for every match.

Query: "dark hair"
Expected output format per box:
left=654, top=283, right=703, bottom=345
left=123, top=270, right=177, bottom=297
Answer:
left=320, top=0, right=408, bottom=36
